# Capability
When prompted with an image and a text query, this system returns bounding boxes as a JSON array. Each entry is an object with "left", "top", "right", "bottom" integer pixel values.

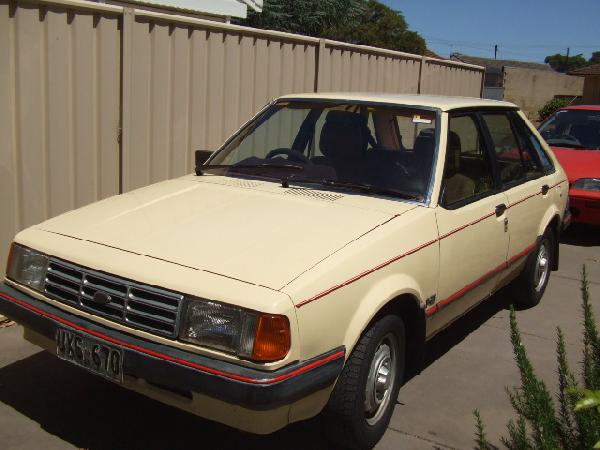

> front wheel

[
  {"left": 512, "top": 228, "right": 554, "bottom": 308},
  {"left": 323, "top": 315, "right": 405, "bottom": 450}
]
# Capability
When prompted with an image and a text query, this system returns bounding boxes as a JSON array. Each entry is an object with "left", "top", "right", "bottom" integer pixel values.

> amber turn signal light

[{"left": 252, "top": 314, "right": 291, "bottom": 362}]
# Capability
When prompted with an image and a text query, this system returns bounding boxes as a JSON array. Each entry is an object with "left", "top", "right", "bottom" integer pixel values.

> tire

[
  {"left": 512, "top": 228, "right": 555, "bottom": 308},
  {"left": 323, "top": 315, "right": 406, "bottom": 450}
]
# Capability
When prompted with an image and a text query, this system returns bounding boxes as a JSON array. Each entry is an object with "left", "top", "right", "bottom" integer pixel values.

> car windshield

[
  {"left": 539, "top": 109, "right": 600, "bottom": 150},
  {"left": 206, "top": 101, "right": 438, "bottom": 201}
]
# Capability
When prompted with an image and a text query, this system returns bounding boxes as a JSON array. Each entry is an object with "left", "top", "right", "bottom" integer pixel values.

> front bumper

[{"left": 0, "top": 283, "right": 344, "bottom": 411}]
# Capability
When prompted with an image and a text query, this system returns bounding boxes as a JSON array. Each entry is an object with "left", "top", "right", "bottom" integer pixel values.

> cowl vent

[
  {"left": 199, "top": 178, "right": 262, "bottom": 189},
  {"left": 284, "top": 188, "right": 343, "bottom": 202}
]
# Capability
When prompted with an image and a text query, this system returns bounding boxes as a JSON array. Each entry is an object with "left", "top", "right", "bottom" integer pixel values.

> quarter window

[
  {"left": 482, "top": 113, "right": 542, "bottom": 185},
  {"left": 441, "top": 115, "right": 495, "bottom": 208}
]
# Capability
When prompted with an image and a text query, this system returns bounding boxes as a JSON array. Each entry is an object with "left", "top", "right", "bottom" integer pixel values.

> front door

[{"left": 428, "top": 112, "right": 509, "bottom": 335}]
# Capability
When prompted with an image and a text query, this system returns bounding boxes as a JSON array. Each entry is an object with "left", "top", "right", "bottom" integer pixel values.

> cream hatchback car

[{"left": 1, "top": 93, "right": 569, "bottom": 449}]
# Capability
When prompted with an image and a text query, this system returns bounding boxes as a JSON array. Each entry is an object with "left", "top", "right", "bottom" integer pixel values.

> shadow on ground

[
  {"left": 561, "top": 223, "right": 600, "bottom": 247},
  {"left": 0, "top": 290, "right": 515, "bottom": 450}
]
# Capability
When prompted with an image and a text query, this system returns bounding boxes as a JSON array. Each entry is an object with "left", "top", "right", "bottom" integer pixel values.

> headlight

[
  {"left": 572, "top": 178, "right": 600, "bottom": 192},
  {"left": 6, "top": 243, "right": 49, "bottom": 292},
  {"left": 180, "top": 297, "right": 291, "bottom": 362}
]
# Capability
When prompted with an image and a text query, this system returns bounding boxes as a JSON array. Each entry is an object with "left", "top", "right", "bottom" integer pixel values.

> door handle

[
  {"left": 495, "top": 203, "right": 507, "bottom": 217},
  {"left": 541, "top": 184, "right": 550, "bottom": 195}
]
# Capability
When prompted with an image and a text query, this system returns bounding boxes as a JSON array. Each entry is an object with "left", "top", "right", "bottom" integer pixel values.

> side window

[
  {"left": 514, "top": 114, "right": 555, "bottom": 173},
  {"left": 441, "top": 115, "right": 495, "bottom": 208},
  {"left": 482, "top": 113, "right": 542, "bottom": 186}
]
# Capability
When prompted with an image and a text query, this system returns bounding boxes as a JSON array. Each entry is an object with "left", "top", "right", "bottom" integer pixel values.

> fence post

[
  {"left": 120, "top": 7, "right": 134, "bottom": 193},
  {"left": 480, "top": 68, "right": 486, "bottom": 98},
  {"left": 314, "top": 39, "right": 326, "bottom": 93},
  {"left": 418, "top": 55, "right": 426, "bottom": 94}
]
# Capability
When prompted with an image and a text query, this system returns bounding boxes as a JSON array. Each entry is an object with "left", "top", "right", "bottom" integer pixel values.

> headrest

[
  {"left": 445, "top": 131, "right": 462, "bottom": 176},
  {"left": 414, "top": 128, "right": 435, "bottom": 153},
  {"left": 319, "top": 110, "right": 368, "bottom": 160}
]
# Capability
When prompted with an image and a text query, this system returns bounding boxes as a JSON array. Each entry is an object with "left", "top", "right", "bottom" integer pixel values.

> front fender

[{"left": 343, "top": 272, "right": 424, "bottom": 356}]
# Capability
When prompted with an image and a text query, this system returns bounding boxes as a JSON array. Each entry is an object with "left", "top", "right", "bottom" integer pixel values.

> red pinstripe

[
  {"left": 0, "top": 292, "right": 345, "bottom": 384},
  {"left": 295, "top": 239, "right": 438, "bottom": 308},
  {"left": 425, "top": 242, "right": 537, "bottom": 316},
  {"left": 294, "top": 180, "right": 566, "bottom": 309}
]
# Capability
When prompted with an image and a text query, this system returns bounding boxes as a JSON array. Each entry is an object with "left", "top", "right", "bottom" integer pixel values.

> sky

[{"left": 382, "top": 0, "right": 600, "bottom": 63}]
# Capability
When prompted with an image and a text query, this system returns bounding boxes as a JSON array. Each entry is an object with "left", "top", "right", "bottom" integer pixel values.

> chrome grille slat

[
  {"left": 81, "top": 298, "right": 123, "bottom": 312},
  {"left": 46, "top": 267, "right": 82, "bottom": 284},
  {"left": 45, "top": 279, "right": 80, "bottom": 296},
  {"left": 128, "top": 291, "right": 178, "bottom": 312},
  {"left": 45, "top": 284, "right": 79, "bottom": 305},
  {"left": 44, "top": 258, "right": 183, "bottom": 338},
  {"left": 125, "top": 307, "right": 175, "bottom": 325},
  {"left": 82, "top": 281, "right": 126, "bottom": 299}
]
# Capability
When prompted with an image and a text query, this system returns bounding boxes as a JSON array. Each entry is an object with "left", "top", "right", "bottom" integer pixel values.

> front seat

[
  {"left": 316, "top": 110, "right": 369, "bottom": 181},
  {"left": 441, "top": 131, "right": 475, "bottom": 206}
]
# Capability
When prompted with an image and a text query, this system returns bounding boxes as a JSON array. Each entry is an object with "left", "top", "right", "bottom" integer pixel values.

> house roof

[
  {"left": 112, "top": 0, "right": 258, "bottom": 18},
  {"left": 450, "top": 52, "right": 554, "bottom": 72},
  {"left": 424, "top": 48, "right": 443, "bottom": 59},
  {"left": 569, "top": 63, "right": 600, "bottom": 76}
]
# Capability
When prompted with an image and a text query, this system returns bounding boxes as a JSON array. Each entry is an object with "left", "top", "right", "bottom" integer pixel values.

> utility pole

[
  {"left": 566, "top": 47, "right": 570, "bottom": 70},
  {"left": 494, "top": 44, "right": 498, "bottom": 60}
]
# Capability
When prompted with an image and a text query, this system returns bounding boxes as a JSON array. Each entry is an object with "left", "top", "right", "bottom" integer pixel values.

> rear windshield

[
  {"left": 539, "top": 109, "right": 600, "bottom": 150},
  {"left": 207, "top": 101, "right": 439, "bottom": 201}
]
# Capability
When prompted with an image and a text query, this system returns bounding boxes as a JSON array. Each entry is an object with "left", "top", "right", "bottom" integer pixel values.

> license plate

[{"left": 55, "top": 328, "right": 123, "bottom": 383}]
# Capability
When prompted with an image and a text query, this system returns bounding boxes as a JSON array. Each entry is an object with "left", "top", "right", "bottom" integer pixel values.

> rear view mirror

[{"left": 195, "top": 150, "right": 213, "bottom": 175}]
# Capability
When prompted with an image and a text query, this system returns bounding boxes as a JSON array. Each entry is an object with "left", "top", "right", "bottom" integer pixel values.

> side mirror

[{"left": 195, "top": 150, "right": 213, "bottom": 175}]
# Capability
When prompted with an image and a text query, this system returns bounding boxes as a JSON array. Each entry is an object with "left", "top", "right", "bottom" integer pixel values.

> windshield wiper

[
  {"left": 279, "top": 177, "right": 421, "bottom": 200},
  {"left": 198, "top": 163, "right": 304, "bottom": 176},
  {"left": 315, "top": 179, "right": 421, "bottom": 200}
]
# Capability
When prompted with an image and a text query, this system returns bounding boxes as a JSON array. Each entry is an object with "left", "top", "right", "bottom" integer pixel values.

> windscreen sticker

[{"left": 412, "top": 115, "right": 432, "bottom": 124}]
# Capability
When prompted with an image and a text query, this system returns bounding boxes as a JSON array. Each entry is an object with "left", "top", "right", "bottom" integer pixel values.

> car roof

[
  {"left": 561, "top": 105, "right": 600, "bottom": 111},
  {"left": 276, "top": 92, "right": 518, "bottom": 111}
]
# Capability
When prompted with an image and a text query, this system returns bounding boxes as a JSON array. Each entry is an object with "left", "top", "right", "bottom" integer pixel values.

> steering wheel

[
  {"left": 554, "top": 134, "right": 582, "bottom": 146},
  {"left": 266, "top": 148, "right": 312, "bottom": 164}
]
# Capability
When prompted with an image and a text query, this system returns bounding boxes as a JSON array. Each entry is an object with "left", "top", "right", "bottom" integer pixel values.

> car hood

[
  {"left": 36, "top": 176, "right": 416, "bottom": 290},
  {"left": 551, "top": 147, "right": 600, "bottom": 182}
]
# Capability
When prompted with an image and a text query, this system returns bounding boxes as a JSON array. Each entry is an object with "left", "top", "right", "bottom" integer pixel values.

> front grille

[{"left": 44, "top": 258, "right": 183, "bottom": 338}]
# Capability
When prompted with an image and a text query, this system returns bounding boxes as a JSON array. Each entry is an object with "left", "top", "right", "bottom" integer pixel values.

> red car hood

[{"left": 551, "top": 147, "right": 600, "bottom": 182}]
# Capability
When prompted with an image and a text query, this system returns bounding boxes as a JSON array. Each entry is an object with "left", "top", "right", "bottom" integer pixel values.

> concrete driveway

[{"left": 1, "top": 225, "right": 599, "bottom": 450}]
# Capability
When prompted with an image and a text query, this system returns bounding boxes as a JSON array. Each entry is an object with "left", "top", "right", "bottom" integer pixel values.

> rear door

[
  {"left": 479, "top": 111, "right": 547, "bottom": 284},
  {"left": 430, "top": 112, "right": 509, "bottom": 334}
]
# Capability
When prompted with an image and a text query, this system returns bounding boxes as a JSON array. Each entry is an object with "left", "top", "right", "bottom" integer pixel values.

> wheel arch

[
  {"left": 370, "top": 294, "right": 426, "bottom": 378},
  {"left": 344, "top": 286, "right": 426, "bottom": 380},
  {"left": 539, "top": 210, "right": 561, "bottom": 271}
]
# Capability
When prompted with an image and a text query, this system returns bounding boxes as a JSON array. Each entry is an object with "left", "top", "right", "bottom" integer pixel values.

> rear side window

[
  {"left": 482, "top": 113, "right": 542, "bottom": 186},
  {"left": 514, "top": 114, "right": 555, "bottom": 173},
  {"left": 441, "top": 114, "right": 495, "bottom": 208}
]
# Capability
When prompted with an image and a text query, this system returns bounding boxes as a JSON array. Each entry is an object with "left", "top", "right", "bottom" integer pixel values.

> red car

[{"left": 539, "top": 105, "right": 600, "bottom": 225}]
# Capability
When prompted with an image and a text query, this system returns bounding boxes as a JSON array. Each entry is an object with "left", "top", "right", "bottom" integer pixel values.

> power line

[{"left": 423, "top": 35, "right": 599, "bottom": 50}]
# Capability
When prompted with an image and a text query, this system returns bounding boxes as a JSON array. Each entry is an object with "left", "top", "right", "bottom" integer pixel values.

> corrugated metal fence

[{"left": 0, "top": 0, "right": 484, "bottom": 269}]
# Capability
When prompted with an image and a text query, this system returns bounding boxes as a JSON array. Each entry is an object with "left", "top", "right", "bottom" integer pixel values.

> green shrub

[
  {"left": 475, "top": 266, "right": 600, "bottom": 449},
  {"left": 538, "top": 98, "right": 570, "bottom": 122}
]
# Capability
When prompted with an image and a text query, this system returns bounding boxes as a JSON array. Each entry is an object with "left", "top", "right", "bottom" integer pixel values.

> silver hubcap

[
  {"left": 533, "top": 242, "right": 549, "bottom": 292},
  {"left": 364, "top": 333, "right": 398, "bottom": 425}
]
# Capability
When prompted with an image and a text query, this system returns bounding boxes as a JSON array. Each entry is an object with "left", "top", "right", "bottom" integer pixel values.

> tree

[
  {"left": 591, "top": 52, "right": 600, "bottom": 65},
  {"left": 328, "top": 0, "right": 425, "bottom": 54},
  {"left": 243, "top": 0, "right": 426, "bottom": 55},
  {"left": 545, "top": 53, "right": 589, "bottom": 73},
  {"left": 243, "top": 0, "right": 363, "bottom": 38}
]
